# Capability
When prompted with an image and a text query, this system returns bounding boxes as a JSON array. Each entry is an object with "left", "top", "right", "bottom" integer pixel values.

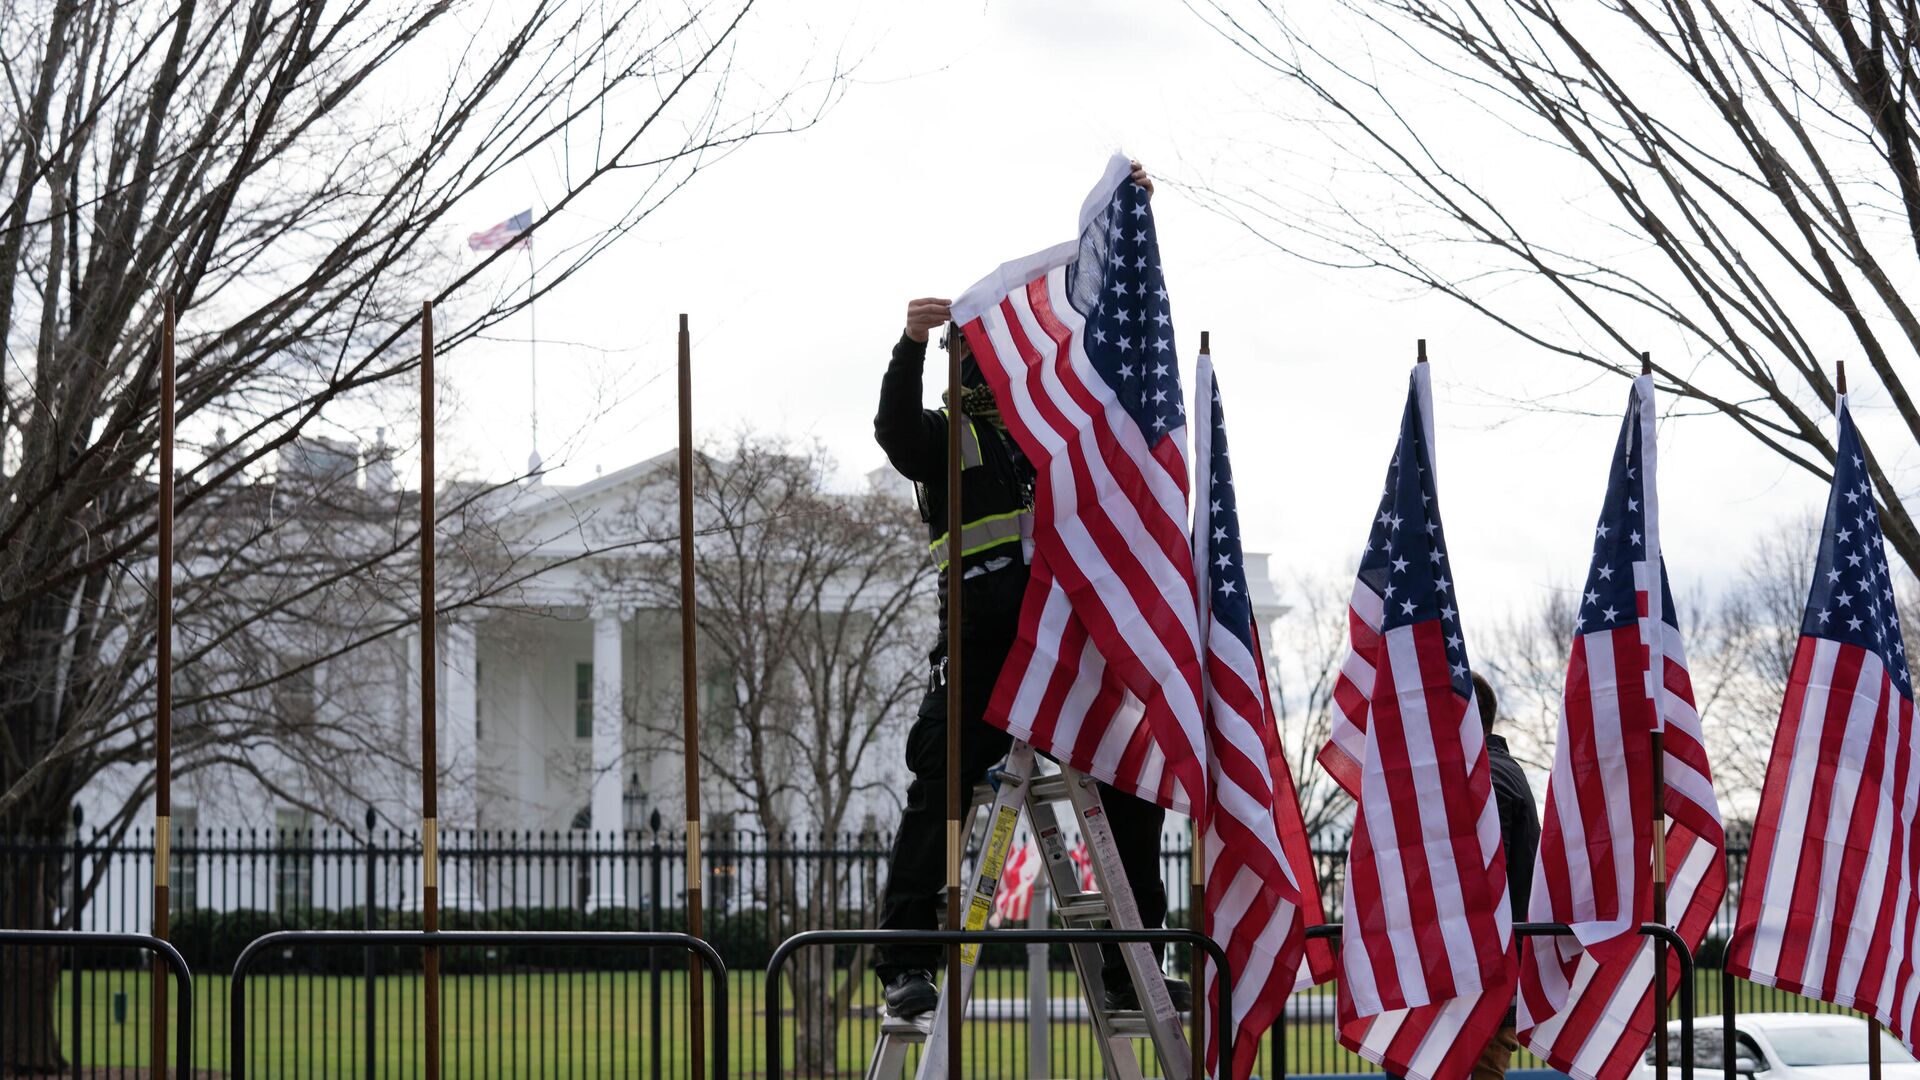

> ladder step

[
  {"left": 1056, "top": 897, "right": 1111, "bottom": 923},
  {"left": 879, "top": 1011, "right": 934, "bottom": 1037},
  {"left": 1107, "top": 1010, "right": 1154, "bottom": 1039},
  {"left": 1028, "top": 773, "right": 1072, "bottom": 802}
]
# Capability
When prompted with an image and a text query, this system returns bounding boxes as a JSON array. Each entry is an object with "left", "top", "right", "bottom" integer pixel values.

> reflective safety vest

[{"left": 923, "top": 409, "right": 1033, "bottom": 575}]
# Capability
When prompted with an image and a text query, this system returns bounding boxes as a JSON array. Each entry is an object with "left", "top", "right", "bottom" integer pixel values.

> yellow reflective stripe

[
  {"left": 938, "top": 408, "right": 985, "bottom": 469},
  {"left": 930, "top": 510, "right": 1029, "bottom": 569}
]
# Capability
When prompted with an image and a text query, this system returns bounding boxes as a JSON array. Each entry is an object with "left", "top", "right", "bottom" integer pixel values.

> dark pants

[{"left": 874, "top": 639, "right": 1169, "bottom": 983}]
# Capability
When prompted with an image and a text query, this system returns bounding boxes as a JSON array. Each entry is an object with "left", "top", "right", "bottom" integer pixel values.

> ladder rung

[
  {"left": 1056, "top": 897, "right": 1110, "bottom": 923},
  {"left": 879, "top": 1011, "right": 934, "bottom": 1037},
  {"left": 1106, "top": 1010, "right": 1153, "bottom": 1038},
  {"left": 1027, "top": 773, "right": 1072, "bottom": 802}
]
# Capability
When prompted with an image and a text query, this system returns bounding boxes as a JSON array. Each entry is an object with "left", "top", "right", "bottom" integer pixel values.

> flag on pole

[
  {"left": 1327, "top": 364, "right": 1516, "bottom": 1080},
  {"left": 991, "top": 840, "right": 1041, "bottom": 925},
  {"left": 1192, "top": 348, "right": 1336, "bottom": 1080},
  {"left": 1516, "top": 376, "right": 1727, "bottom": 1080},
  {"left": 1727, "top": 397, "right": 1918, "bottom": 1047},
  {"left": 953, "top": 154, "right": 1207, "bottom": 815},
  {"left": 468, "top": 209, "right": 533, "bottom": 251}
]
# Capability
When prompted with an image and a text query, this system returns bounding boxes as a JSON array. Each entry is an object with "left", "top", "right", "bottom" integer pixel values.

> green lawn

[{"left": 47, "top": 967, "right": 1870, "bottom": 1077}]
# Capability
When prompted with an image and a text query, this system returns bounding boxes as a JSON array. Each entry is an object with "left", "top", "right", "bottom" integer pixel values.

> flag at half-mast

[
  {"left": 468, "top": 209, "right": 533, "bottom": 252},
  {"left": 1517, "top": 375, "right": 1726, "bottom": 1080},
  {"left": 1728, "top": 394, "right": 1920, "bottom": 1050},
  {"left": 953, "top": 153, "right": 1207, "bottom": 815},
  {"left": 1192, "top": 348, "right": 1335, "bottom": 1080},
  {"left": 1327, "top": 364, "right": 1516, "bottom": 1080}
]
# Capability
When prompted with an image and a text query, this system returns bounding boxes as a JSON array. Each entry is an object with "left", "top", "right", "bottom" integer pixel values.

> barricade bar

[
  {"left": 763, "top": 927, "right": 1233, "bottom": 1080},
  {"left": 228, "top": 929, "right": 728, "bottom": 1080},
  {"left": 0, "top": 929, "right": 194, "bottom": 1076},
  {"left": 1295, "top": 921, "right": 1697, "bottom": 1080}
]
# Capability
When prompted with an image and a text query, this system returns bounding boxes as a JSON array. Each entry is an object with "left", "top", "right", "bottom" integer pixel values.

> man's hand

[
  {"left": 904, "top": 297, "right": 953, "bottom": 343},
  {"left": 1130, "top": 159, "right": 1154, "bottom": 198}
]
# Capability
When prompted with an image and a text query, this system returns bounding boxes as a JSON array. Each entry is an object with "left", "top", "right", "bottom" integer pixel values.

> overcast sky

[{"left": 429, "top": 0, "right": 1848, "bottom": 622}]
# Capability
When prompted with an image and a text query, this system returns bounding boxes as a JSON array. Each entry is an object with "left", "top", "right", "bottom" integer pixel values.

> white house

[{"left": 78, "top": 435, "right": 1288, "bottom": 916}]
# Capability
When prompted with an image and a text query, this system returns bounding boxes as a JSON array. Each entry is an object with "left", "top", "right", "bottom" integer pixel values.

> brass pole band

[
  {"left": 1191, "top": 830, "right": 1204, "bottom": 887},
  {"left": 155, "top": 816, "right": 170, "bottom": 879},
  {"left": 423, "top": 817, "right": 439, "bottom": 889},
  {"left": 947, "top": 820, "right": 961, "bottom": 886},
  {"left": 687, "top": 819, "right": 701, "bottom": 869}
]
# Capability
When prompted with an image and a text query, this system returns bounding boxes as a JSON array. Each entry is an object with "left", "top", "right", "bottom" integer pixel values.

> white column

[
  {"left": 442, "top": 621, "right": 479, "bottom": 908},
  {"left": 589, "top": 609, "right": 628, "bottom": 909}
]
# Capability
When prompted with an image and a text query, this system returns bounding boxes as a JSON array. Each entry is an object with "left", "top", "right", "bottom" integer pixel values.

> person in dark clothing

[
  {"left": 871, "top": 185, "right": 1185, "bottom": 1017},
  {"left": 1472, "top": 671, "right": 1541, "bottom": 1080}
]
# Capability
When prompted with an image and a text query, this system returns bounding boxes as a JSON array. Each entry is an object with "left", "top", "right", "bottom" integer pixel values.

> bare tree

[
  {"left": 601, "top": 434, "right": 931, "bottom": 1075},
  {"left": 1187, "top": 0, "right": 1920, "bottom": 574},
  {"left": 1268, "top": 569, "right": 1362, "bottom": 844},
  {"left": 0, "top": 0, "right": 844, "bottom": 1064}
]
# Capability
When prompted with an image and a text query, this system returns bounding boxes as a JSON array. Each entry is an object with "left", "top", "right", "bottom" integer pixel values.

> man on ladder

[{"left": 870, "top": 160, "right": 1188, "bottom": 1021}]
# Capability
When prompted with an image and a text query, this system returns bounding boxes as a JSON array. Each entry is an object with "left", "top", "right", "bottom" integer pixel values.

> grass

[{"left": 41, "top": 967, "right": 1872, "bottom": 1077}]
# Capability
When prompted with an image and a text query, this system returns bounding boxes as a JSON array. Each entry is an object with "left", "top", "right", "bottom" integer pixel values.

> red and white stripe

[
  {"left": 1330, "top": 365, "right": 1516, "bottom": 1080},
  {"left": 1729, "top": 639, "right": 1920, "bottom": 1026},
  {"left": 1519, "top": 605, "right": 1727, "bottom": 1078},
  {"left": 954, "top": 160, "right": 1206, "bottom": 817},
  {"left": 1192, "top": 351, "right": 1335, "bottom": 1080},
  {"left": 1518, "top": 375, "right": 1728, "bottom": 1080}
]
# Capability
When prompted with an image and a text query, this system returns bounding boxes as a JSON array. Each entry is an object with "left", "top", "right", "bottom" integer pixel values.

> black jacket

[
  {"left": 874, "top": 333, "right": 1031, "bottom": 647},
  {"left": 1486, "top": 733, "right": 1539, "bottom": 920}
]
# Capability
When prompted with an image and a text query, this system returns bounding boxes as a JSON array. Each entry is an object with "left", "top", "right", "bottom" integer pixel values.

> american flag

[
  {"left": 1327, "top": 364, "right": 1516, "bottom": 1080},
  {"left": 991, "top": 840, "right": 1040, "bottom": 925},
  {"left": 1517, "top": 376, "right": 1726, "bottom": 1080},
  {"left": 467, "top": 209, "right": 533, "bottom": 252},
  {"left": 955, "top": 154, "right": 1207, "bottom": 815},
  {"left": 1192, "top": 350, "right": 1335, "bottom": 1080},
  {"left": 1069, "top": 838, "right": 1098, "bottom": 893},
  {"left": 1728, "top": 396, "right": 1919, "bottom": 1048}
]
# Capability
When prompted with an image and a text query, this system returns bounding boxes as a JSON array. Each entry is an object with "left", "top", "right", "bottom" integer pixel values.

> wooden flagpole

[
  {"left": 152, "top": 297, "right": 175, "bottom": 1078},
  {"left": 420, "top": 301, "right": 441, "bottom": 1080},
  {"left": 1192, "top": 330, "right": 1211, "bottom": 1080},
  {"left": 678, "top": 314, "right": 707, "bottom": 1080},
  {"left": 946, "top": 324, "right": 966, "bottom": 1077},
  {"left": 1644, "top": 352, "right": 1670, "bottom": 1080},
  {"left": 1836, "top": 359, "right": 1883, "bottom": 1080}
]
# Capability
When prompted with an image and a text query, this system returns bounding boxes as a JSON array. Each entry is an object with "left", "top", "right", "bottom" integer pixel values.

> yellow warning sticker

[
  {"left": 982, "top": 806, "right": 1018, "bottom": 879},
  {"left": 961, "top": 894, "right": 994, "bottom": 965}
]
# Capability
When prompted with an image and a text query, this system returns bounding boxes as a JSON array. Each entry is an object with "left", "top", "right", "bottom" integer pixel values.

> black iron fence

[{"left": 0, "top": 818, "right": 1872, "bottom": 1077}]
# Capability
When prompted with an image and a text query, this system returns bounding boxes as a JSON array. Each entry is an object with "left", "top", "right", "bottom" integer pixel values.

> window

[
  {"left": 169, "top": 806, "right": 198, "bottom": 910},
  {"left": 575, "top": 662, "right": 594, "bottom": 739},
  {"left": 474, "top": 657, "right": 484, "bottom": 742},
  {"left": 274, "top": 808, "right": 313, "bottom": 914}
]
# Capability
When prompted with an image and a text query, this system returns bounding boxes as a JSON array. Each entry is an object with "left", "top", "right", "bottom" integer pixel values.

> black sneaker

[
  {"left": 884, "top": 969, "right": 939, "bottom": 1018},
  {"left": 1102, "top": 974, "right": 1193, "bottom": 1013}
]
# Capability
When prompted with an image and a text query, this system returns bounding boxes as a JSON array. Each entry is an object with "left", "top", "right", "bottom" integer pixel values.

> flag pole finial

[
  {"left": 1838, "top": 360, "right": 1848, "bottom": 396},
  {"left": 1200, "top": 330, "right": 1210, "bottom": 354},
  {"left": 1640, "top": 351, "right": 1652, "bottom": 376},
  {"left": 1416, "top": 338, "right": 1428, "bottom": 364}
]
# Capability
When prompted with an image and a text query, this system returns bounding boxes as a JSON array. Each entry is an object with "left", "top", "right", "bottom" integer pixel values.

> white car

[{"left": 1632, "top": 1013, "right": 1919, "bottom": 1079}]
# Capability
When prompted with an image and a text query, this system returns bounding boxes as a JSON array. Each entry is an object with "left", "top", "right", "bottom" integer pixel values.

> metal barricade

[
  {"left": 0, "top": 929, "right": 195, "bottom": 1077},
  {"left": 228, "top": 929, "right": 728, "bottom": 1080},
  {"left": 763, "top": 927, "right": 1233, "bottom": 1080},
  {"left": 1289, "top": 921, "right": 1697, "bottom": 1080}
]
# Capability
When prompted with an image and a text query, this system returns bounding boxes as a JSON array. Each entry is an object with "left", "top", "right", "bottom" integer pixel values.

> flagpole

[
  {"left": 945, "top": 324, "right": 965, "bottom": 1078},
  {"left": 527, "top": 245, "right": 539, "bottom": 475},
  {"left": 152, "top": 297, "right": 175, "bottom": 1079},
  {"left": 420, "top": 301, "right": 441, "bottom": 1080},
  {"left": 678, "top": 313, "right": 707, "bottom": 1080},
  {"left": 1642, "top": 352, "right": 1670, "bottom": 1080},
  {"left": 1192, "top": 330, "right": 1212, "bottom": 1080},
  {"left": 1837, "top": 359, "right": 1882, "bottom": 1080}
]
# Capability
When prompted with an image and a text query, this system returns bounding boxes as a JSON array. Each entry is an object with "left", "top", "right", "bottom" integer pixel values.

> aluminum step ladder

[{"left": 866, "top": 742, "right": 1191, "bottom": 1080}]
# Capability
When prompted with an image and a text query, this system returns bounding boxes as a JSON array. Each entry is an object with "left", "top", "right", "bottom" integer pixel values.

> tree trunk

[{"left": 0, "top": 852, "right": 66, "bottom": 1072}]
